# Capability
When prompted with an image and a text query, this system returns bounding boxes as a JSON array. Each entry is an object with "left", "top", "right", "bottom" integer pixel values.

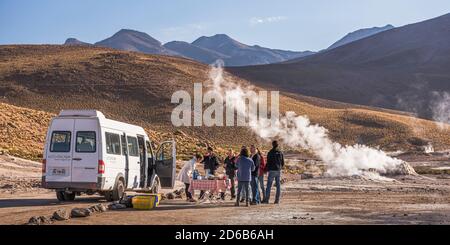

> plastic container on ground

[{"left": 131, "top": 194, "right": 161, "bottom": 210}]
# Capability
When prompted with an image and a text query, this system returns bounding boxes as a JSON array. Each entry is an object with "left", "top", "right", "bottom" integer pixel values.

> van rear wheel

[
  {"left": 104, "top": 191, "right": 113, "bottom": 202},
  {"left": 112, "top": 179, "right": 125, "bottom": 201},
  {"left": 56, "top": 191, "right": 66, "bottom": 201},
  {"left": 63, "top": 192, "right": 76, "bottom": 201}
]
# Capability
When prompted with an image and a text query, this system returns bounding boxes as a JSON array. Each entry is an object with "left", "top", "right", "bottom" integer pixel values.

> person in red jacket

[{"left": 257, "top": 148, "right": 267, "bottom": 202}]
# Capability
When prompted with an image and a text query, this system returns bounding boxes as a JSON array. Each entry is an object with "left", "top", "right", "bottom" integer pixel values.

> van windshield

[
  {"left": 76, "top": 131, "right": 96, "bottom": 153},
  {"left": 50, "top": 131, "right": 71, "bottom": 152}
]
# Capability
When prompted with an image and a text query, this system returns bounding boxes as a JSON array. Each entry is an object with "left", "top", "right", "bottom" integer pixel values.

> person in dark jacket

[
  {"left": 263, "top": 140, "right": 285, "bottom": 204},
  {"left": 235, "top": 147, "right": 255, "bottom": 207},
  {"left": 224, "top": 149, "right": 237, "bottom": 199},
  {"left": 202, "top": 147, "right": 220, "bottom": 176},
  {"left": 250, "top": 145, "right": 261, "bottom": 205}
]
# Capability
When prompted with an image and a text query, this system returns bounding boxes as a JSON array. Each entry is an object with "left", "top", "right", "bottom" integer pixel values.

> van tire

[
  {"left": 63, "top": 192, "right": 76, "bottom": 201},
  {"left": 112, "top": 179, "right": 125, "bottom": 201},
  {"left": 104, "top": 191, "right": 113, "bottom": 202},
  {"left": 56, "top": 191, "right": 66, "bottom": 201}
]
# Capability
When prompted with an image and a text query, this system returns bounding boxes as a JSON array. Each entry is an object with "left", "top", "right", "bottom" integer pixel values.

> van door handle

[{"left": 73, "top": 158, "right": 82, "bottom": 161}]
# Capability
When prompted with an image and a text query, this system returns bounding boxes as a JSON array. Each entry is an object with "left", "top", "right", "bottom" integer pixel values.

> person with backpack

[
  {"left": 263, "top": 140, "right": 285, "bottom": 204},
  {"left": 235, "top": 147, "right": 255, "bottom": 207}
]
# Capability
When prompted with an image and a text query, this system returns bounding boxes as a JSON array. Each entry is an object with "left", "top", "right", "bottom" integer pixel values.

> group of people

[{"left": 178, "top": 140, "right": 285, "bottom": 207}]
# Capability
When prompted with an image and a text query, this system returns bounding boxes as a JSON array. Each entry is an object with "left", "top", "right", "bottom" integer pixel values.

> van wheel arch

[
  {"left": 112, "top": 174, "right": 126, "bottom": 201},
  {"left": 104, "top": 173, "right": 126, "bottom": 202}
]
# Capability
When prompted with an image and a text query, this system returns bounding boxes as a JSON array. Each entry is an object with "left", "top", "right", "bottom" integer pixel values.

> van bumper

[{"left": 42, "top": 176, "right": 105, "bottom": 191}]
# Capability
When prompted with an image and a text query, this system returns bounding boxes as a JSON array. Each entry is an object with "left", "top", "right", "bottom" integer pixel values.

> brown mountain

[
  {"left": 228, "top": 13, "right": 450, "bottom": 118},
  {"left": 95, "top": 29, "right": 179, "bottom": 56},
  {"left": 0, "top": 45, "right": 449, "bottom": 161},
  {"left": 64, "top": 38, "right": 91, "bottom": 46}
]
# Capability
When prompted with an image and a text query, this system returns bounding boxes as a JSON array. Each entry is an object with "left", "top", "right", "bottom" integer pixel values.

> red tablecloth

[{"left": 189, "top": 179, "right": 230, "bottom": 194}]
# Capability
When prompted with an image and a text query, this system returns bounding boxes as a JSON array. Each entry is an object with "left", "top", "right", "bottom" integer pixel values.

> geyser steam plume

[{"left": 208, "top": 60, "right": 405, "bottom": 176}]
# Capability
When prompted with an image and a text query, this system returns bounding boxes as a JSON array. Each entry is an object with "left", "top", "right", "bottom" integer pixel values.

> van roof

[
  {"left": 57, "top": 110, "right": 147, "bottom": 135},
  {"left": 59, "top": 110, "right": 105, "bottom": 118}
]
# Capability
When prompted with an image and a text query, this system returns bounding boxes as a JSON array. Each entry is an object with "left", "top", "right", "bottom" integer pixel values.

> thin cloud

[
  {"left": 250, "top": 16, "right": 288, "bottom": 26},
  {"left": 160, "top": 23, "right": 208, "bottom": 42}
]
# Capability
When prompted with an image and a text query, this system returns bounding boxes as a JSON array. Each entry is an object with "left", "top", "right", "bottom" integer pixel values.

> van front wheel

[{"left": 112, "top": 179, "right": 125, "bottom": 201}]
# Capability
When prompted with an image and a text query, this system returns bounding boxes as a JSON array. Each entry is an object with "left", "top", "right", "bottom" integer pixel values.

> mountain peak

[
  {"left": 328, "top": 24, "right": 395, "bottom": 50},
  {"left": 64, "top": 38, "right": 90, "bottom": 46},
  {"left": 94, "top": 29, "right": 177, "bottom": 55}
]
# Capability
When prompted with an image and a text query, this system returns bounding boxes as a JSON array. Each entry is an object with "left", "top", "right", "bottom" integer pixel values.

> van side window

[
  {"left": 50, "top": 131, "right": 71, "bottom": 152},
  {"left": 76, "top": 132, "right": 96, "bottom": 153},
  {"left": 105, "top": 132, "right": 121, "bottom": 155},
  {"left": 127, "top": 136, "right": 139, "bottom": 157}
]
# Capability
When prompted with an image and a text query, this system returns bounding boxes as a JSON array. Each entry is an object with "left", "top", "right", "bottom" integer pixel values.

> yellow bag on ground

[{"left": 132, "top": 194, "right": 161, "bottom": 210}]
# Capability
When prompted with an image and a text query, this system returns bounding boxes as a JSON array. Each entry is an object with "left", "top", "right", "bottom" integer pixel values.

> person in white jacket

[{"left": 177, "top": 153, "right": 202, "bottom": 202}]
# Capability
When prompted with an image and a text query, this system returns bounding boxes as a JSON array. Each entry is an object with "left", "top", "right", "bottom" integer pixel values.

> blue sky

[{"left": 1, "top": 0, "right": 450, "bottom": 51}]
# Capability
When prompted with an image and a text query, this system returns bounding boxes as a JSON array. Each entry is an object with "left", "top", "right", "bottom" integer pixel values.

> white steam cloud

[
  {"left": 431, "top": 91, "right": 450, "bottom": 130},
  {"left": 208, "top": 60, "right": 405, "bottom": 176}
]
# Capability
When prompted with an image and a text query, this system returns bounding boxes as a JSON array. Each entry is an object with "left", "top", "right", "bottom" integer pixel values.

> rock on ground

[
  {"left": 27, "top": 216, "right": 52, "bottom": 225},
  {"left": 386, "top": 161, "right": 418, "bottom": 176},
  {"left": 71, "top": 208, "right": 92, "bottom": 218},
  {"left": 52, "top": 209, "right": 70, "bottom": 221},
  {"left": 166, "top": 192, "right": 175, "bottom": 200},
  {"left": 89, "top": 204, "right": 107, "bottom": 213},
  {"left": 108, "top": 203, "right": 127, "bottom": 210}
]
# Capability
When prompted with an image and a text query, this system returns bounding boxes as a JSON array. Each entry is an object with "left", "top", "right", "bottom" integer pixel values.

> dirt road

[
  {"left": 1, "top": 174, "right": 449, "bottom": 225},
  {"left": 1, "top": 153, "right": 449, "bottom": 225}
]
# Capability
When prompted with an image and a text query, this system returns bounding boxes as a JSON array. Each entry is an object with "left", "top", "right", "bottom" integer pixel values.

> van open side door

[{"left": 155, "top": 140, "right": 176, "bottom": 189}]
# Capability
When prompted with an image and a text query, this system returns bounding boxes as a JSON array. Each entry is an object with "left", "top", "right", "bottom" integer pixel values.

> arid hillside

[{"left": 0, "top": 45, "right": 449, "bottom": 161}]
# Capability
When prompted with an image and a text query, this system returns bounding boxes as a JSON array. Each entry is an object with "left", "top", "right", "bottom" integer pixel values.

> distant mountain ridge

[
  {"left": 63, "top": 25, "right": 396, "bottom": 66},
  {"left": 190, "top": 34, "right": 314, "bottom": 66},
  {"left": 64, "top": 30, "right": 314, "bottom": 66},
  {"left": 328, "top": 24, "right": 394, "bottom": 50},
  {"left": 228, "top": 13, "right": 450, "bottom": 118},
  {"left": 163, "top": 40, "right": 228, "bottom": 65}
]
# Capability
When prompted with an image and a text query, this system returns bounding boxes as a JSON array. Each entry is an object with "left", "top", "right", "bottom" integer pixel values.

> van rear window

[
  {"left": 76, "top": 132, "right": 96, "bottom": 153},
  {"left": 105, "top": 132, "right": 121, "bottom": 155},
  {"left": 50, "top": 131, "right": 71, "bottom": 152}
]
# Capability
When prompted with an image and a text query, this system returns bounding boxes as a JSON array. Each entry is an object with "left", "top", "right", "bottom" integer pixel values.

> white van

[{"left": 42, "top": 110, "right": 176, "bottom": 201}]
